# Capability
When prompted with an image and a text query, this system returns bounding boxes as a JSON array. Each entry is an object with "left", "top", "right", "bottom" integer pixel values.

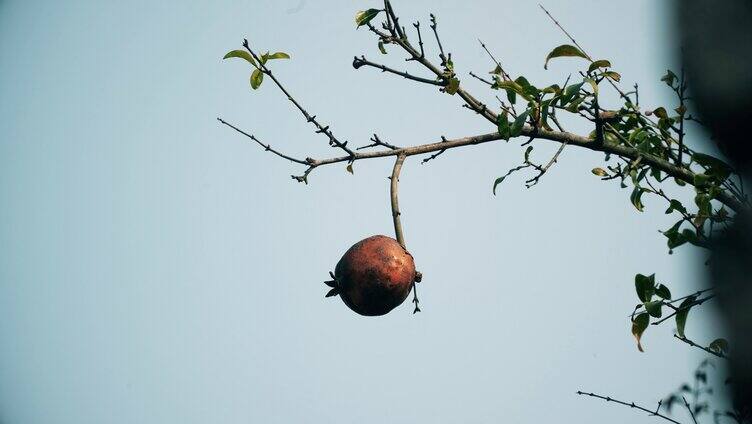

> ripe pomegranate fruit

[{"left": 324, "top": 235, "right": 418, "bottom": 316}]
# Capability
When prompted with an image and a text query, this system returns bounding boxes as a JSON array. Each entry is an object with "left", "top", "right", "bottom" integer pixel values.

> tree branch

[
  {"left": 682, "top": 396, "right": 699, "bottom": 424},
  {"left": 674, "top": 335, "right": 728, "bottom": 360},
  {"left": 242, "top": 39, "right": 355, "bottom": 158},
  {"left": 577, "top": 391, "right": 683, "bottom": 424},
  {"left": 217, "top": 118, "right": 310, "bottom": 165},
  {"left": 219, "top": 114, "right": 744, "bottom": 212},
  {"left": 352, "top": 55, "right": 444, "bottom": 86}
]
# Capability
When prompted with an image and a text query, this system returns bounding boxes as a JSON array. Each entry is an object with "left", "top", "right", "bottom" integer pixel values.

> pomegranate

[{"left": 324, "top": 235, "right": 418, "bottom": 316}]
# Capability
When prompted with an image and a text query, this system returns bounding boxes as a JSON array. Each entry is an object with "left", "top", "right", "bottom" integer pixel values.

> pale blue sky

[{"left": 0, "top": 1, "right": 728, "bottom": 423}]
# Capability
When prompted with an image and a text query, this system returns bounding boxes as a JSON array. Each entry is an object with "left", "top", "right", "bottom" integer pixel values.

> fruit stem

[
  {"left": 390, "top": 153, "right": 422, "bottom": 313},
  {"left": 390, "top": 153, "right": 407, "bottom": 249}
]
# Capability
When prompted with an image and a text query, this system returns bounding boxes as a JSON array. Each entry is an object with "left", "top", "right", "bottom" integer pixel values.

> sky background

[{"left": 0, "top": 1, "right": 732, "bottom": 423}]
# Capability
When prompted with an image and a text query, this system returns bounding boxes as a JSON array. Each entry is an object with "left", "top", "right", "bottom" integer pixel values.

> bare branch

[
  {"left": 525, "top": 141, "right": 568, "bottom": 187},
  {"left": 478, "top": 38, "right": 512, "bottom": 81},
  {"left": 352, "top": 55, "right": 444, "bottom": 86},
  {"left": 538, "top": 4, "right": 593, "bottom": 61},
  {"left": 410, "top": 21, "right": 425, "bottom": 60},
  {"left": 682, "top": 396, "right": 699, "bottom": 424},
  {"left": 217, "top": 117, "right": 309, "bottom": 165},
  {"left": 241, "top": 39, "right": 355, "bottom": 157},
  {"left": 421, "top": 136, "right": 448, "bottom": 164},
  {"left": 468, "top": 71, "right": 493, "bottom": 86},
  {"left": 358, "top": 134, "right": 400, "bottom": 151},
  {"left": 577, "top": 391, "right": 683, "bottom": 424},
  {"left": 429, "top": 13, "right": 447, "bottom": 65},
  {"left": 384, "top": 0, "right": 406, "bottom": 39}
]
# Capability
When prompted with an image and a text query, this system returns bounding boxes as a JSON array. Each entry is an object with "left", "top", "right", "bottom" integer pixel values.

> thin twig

[
  {"left": 674, "top": 335, "right": 728, "bottom": 360},
  {"left": 421, "top": 136, "right": 448, "bottom": 164},
  {"left": 577, "top": 391, "right": 683, "bottom": 424},
  {"left": 538, "top": 5, "right": 635, "bottom": 105},
  {"left": 217, "top": 118, "right": 309, "bottom": 165},
  {"left": 242, "top": 39, "right": 355, "bottom": 158},
  {"left": 629, "top": 288, "right": 714, "bottom": 317},
  {"left": 468, "top": 71, "right": 493, "bottom": 86},
  {"left": 411, "top": 21, "right": 425, "bottom": 60},
  {"left": 682, "top": 396, "right": 699, "bottom": 424},
  {"left": 651, "top": 295, "right": 715, "bottom": 326},
  {"left": 478, "top": 38, "right": 512, "bottom": 81},
  {"left": 384, "top": 0, "right": 406, "bottom": 39},
  {"left": 525, "top": 141, "right": 568, "bottom": 187},
  {"left": 538, "top": 5, "right": 592, "bottom": 61},
  {"left": 429, "top": 13, "right": 447, "bottom": 65},
  {"left": 358, "top": 133, "right": 400, "bottom": 150},
  {"left": 353, "top": 55, "right": 444, "bottom": 86}
]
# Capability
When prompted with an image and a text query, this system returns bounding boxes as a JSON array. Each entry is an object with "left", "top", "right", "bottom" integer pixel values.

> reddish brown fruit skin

[{"left": 335, "top": 235, "right": 416, "bottom": 316}]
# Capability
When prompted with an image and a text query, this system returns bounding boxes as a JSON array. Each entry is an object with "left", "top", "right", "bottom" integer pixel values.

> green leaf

[
  {"left": 635, "top": 273, "right": 656, "bottom": 302},
  {"left": 665, "top": 199, "right": 687, "bottom": 215},
  {"left": 694, "top": 173, "right": 712, "bottom": 188},
  {"left": 651, "top": 107, "right": 669, "bottom": 120},
  {"left": 540, "top": 100, "right": 552, "bottom": 130},
  {"left": 542, "top": 84, "right": 561, "bottom": 94},
  {"left": 223, "top": 49, "right": 257, "bottom": 67},
  {"left": 630, "top": 186, "right": 645, "bottom": 212},
  {"left": 592, "top": 167, "right": 608, "bottom": 177},
  {"left": 506, "top": 87, "right": 517, "bottom": 104},
  {"left": 676, "top": 296, "right": 697, "bottom": 338},
  {"left": 656, "top": 284, "right": 672, "bottom": 300},
  {"left": 560, "top": 82, "right": 584, "bottom": 105},
  {"left": 515, "top": 76, "right": 540, "bottom": 98},
  {"left": 693, "top": 153, "right": 734, "bottom": 180},
  {"left": 250, "top": 68, "right": 264, "bottom": 89},
  {"left": 524, "top": 145, "right": 534, "bottom": 162},
  {"left": 445, "top": 77, "right": 460, "bottom": 95},
  {"left": 497, "top": 111, "right": 510, "bottom": 140},
  {"left": 378, "top": 41, "right": 387, "bottom": 54},
  {"left": 584, "top": 77, "right": 599, "bottom": 96},
  {"left": 265, "top": 51, "right": 290, "bottom": 60},
  {"left": 664, "top": 220, "right": 688, "bottom": 250},
  {"left": 510, "top": 110, "right": 529, "bottom": 138},
  {"left": 492, "top": 175, "right": 506, "bottom": 195},
  {"left": 708, "top": 338, "right": 729, "bottom": 355},
  {"left": 544, "top": 44, "right": 589, "bottom": 69},
  {"left": 603, "top": 71, "right": 621, "bottom": 82},
  {"left": 494, "top": 80, "right": 529, "bottom": 101},
  {"left": 632, "top": 313, "right": 650, "bottom": 352},
  {"left": 661, "top": 69, "right": 677, "bottom": 86},
  {"left": 645, "top": 300, "right": 663, "bottom": 318},
  {"left": 346, "top": 163, "right": 354, "bottom": 174},
  {"left": 695, "top": 193, "right": 712, "bottom": 217},
  {"left": 565, "top": 97, "right": 585, "bottom": 113},
  {"left": 355, "top": 8, "right": 381, "bottom": 27},
  {"left": 588, "top": 59, "right": 611, "bottom": 73}
]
